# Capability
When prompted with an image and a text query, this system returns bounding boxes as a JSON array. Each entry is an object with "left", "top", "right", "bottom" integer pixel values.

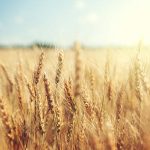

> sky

[{"left": 0, "top": 0, "right": 150, "bottom": 47}]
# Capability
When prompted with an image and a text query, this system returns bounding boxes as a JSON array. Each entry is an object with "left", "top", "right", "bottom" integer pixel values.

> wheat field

[{"left": 0, "top": 46, "right": 150, "bottom": 150}]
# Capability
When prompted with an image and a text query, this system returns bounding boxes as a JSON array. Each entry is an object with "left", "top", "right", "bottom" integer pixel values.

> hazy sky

[{"left": 0, "top": 0, "right": 150, "bottom": 46}]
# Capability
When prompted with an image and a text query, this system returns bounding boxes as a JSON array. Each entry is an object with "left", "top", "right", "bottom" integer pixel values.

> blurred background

[{"left": 0, "top": 0, "right": 150, "bottom": 48}]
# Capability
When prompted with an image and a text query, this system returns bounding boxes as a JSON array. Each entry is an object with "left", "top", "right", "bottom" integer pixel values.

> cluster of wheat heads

[{"left": 0, "top": 48, "right": 150, "bottom": 150}]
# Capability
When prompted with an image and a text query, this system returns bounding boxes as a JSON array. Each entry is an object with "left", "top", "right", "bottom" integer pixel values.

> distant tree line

[
  {"left": 0, "top": 42, "right": 56, "bottom": 49},
  {"left": 31, "top": 42, "right": 56, "bottom": 49}
]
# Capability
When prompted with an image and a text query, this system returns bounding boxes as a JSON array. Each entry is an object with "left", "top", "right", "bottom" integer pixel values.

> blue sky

[{"left": 0, "top": 0, "right": 150, "bottom": 46}]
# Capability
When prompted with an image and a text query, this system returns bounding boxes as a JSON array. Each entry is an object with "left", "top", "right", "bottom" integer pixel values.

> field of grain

[{"left": 0, "top": 47, "right": 150, "bottom": 150}]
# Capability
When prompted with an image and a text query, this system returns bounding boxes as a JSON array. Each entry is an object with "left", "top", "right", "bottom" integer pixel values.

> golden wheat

[{"left": 0, "top": 47, "right": 149, "bottom": 150}]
